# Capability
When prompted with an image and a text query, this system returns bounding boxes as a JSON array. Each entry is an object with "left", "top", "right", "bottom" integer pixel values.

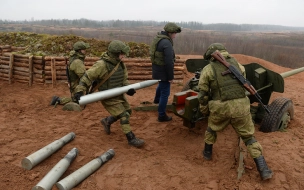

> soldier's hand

[
  {"left": 74, "top": 91, "right": 84, "bottom": 103},
  {"left": 126, "top": 88, "right": 136, "bottom": 96}
]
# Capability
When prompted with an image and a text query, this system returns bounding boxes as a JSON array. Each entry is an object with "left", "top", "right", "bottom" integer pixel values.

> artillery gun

[{"left": 172, "top": 59, "right": 304, "bottom": 132}]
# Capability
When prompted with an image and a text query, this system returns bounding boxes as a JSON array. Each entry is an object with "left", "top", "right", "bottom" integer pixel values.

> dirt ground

[{"left": 0, "top": 54, "right": 304, "bottom": 190}]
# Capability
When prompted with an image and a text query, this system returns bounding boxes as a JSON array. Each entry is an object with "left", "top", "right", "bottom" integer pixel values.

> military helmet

[
  {"left": 108, "top": 40, "right": 130, "bottom": 56},
  {"left": 203, "top": 43, "right": 227, "bottom": 60},
  {"left": 73, "top": 41, "right": 90, "bottom": 51},
  {"left": 164, "top": 22, "right": 182, "bottom": 33}
]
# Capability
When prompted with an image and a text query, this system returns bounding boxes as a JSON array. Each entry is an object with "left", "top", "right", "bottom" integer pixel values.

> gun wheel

[{"left": 259, "top": 97, "right": 294, "bottom": 133}]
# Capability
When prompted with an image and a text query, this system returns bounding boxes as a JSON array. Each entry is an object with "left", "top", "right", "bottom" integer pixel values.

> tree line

[{"left": 1, "top": 19, "right": 304, "bottom": 32}]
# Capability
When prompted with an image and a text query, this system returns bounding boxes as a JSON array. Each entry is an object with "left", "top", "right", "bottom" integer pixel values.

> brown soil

[{"left": 0, "top": 54, "right": 304, "bottom": 190}]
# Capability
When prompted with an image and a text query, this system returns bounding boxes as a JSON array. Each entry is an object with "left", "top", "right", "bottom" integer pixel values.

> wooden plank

[
  {"left": 45, "top": 75, "right": 67, "bottom": 80},
  {"left": 14, "top": 75, "right": 29, "bottom": 80},
  {"left": 14, "top": 54, "right": 30, "bottom": 58},
  {"left": 0, "top": 60, "right": 10, "bottom": 65},
  {"left": 13, "top": 66, "right": 29, "bottom": 72},
  {"left": 33, "top": 67, "right": 44, "bottom": 74},
  {"left": 33, "top": 73, "right": 44, "bottom": 79},
  {"left": 0, "top": 76, "right": 9, "bottom": 81},
  {"left": 14, "top": 79, "right": 29, "bottom": 83},
  {"left": 9, "top": 54, "right": 13, "bottom": 84},
  {"left": 33, "top": 78, "right": 45, "bottom": 83},
  {"left": 33, "top": 59, "right": 43, "bottom": 64},
  {"left": 0, "top": 68, "right": 9, "bottom": 73},
  {"left": 45, "top": 56, "right": 66, "bottom": 61},
  {"left": 0, "top": 56, "right": 10, "bottom": 61},
  {"left": 56, "top": 70, "right": 67, "bottom": 76},
  {"left": 0, "top": 65, "right": 10, "bottom": 69},
  {"left": 0, "top": 73, "right": 9, "bottom": 78},
  {"left": 33, "top": 64, "right": 44, "bottom": 70},
  {"left": 29, "top": 55, "right": 33, "bottom": 86},
  {"left": 14, "top": 57, "right": 29, "bottom": 63},
  {"left": 13, "top": 70, "right": 29, "bottom": 76},
  {"left": 51, "top": 58, "right": 56, "bottom": 87},
  {"left": 13, "top": 62, "right": 29, "bottom": 67},
  {"left": 45, "top": 65, "right": 66, "bottom": 70}
]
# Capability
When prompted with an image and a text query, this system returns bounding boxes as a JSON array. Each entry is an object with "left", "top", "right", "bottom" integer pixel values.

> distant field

[{"left": 1, "top": 24, "right": 304, "bottom": 68}]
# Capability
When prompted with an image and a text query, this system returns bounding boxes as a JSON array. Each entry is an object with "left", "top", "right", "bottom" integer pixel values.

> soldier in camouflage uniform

[
  {"left": 150, "top": 22, "right": 181, "bottom": 122},
  {"left": 198, "top": 43, "right": 273, "bottom": 180},
  {"left": 50, "top": 41, "right": 90, "bottom": 107},
  {"left": 74, "top": 40, "right": 144, "bottom": 148}
]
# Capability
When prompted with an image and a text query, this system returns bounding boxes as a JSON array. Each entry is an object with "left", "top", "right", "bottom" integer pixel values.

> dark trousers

[{"left": 153, "top": 81, "right": 171, "bottom": 117}]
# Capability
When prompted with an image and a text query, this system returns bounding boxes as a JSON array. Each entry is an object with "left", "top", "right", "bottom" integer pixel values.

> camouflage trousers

[
  {"left": 102, "top": 96, "right": 132, "bottom": 134},
  {"left": 59, "top": 97, "right": 73, "bottom": 105},
  {"left": 204, "top": 112, "right": 263, "bottom": 158}
]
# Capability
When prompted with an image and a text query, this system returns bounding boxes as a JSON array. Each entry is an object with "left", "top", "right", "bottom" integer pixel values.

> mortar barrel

[
  {"left": 32, "top": 148, "right": 79, "bottom": 190},
  {"left": 56, "top": 149, "right": 115, "bottom": 190},
  {"left": 21, "top": 132, "right": 76, "bottom": 170},
  {"left": 280, "top": 67, "right": 304, "bottom": 78}
]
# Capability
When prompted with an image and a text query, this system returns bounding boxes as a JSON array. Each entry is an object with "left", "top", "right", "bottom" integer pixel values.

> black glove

[
  {"left": 74, "top": 91, "right": 84, "bottom": 103},
  {"left": 126, "top": 88, "right": 136, "bottom": 96}
]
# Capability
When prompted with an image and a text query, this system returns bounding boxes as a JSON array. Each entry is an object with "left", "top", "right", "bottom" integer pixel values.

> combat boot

[
  {"left": 254, "top": 155, "right": 273, "bottom": 180},
  {"left": 50, "top": 96, "right": 60, "bottom": 106},
  {"left": 126, "top": 131, "right": 145, "bottom": 147},
  {"left": 158, "top": 114, "right": 172, "bottom": 122},
  {"left": 101, "top": 116, "right": 117, "bottom": 135},
  {"left": 202, "top": 143, "right": 213, "bottom": 160}
]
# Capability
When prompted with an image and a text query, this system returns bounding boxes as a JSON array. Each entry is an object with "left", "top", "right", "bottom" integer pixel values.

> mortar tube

[
  {"left": 21, "top": 132, "right": 76, "bottom": 170},
  {"left": 32, "top": 147, "right": 79, "bottom": 190},
  {"left": 56, "top": 149, "right": 115, "bottom": 190}
]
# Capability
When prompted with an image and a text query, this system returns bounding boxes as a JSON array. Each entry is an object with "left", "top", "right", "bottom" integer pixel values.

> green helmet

[
  {"left": 108, "top": 40, "right": 130, "bottom": 56},
  {"left": 73, "top": 41, "right": 90, "bottom": 51},
  {"left": 164, "top": 22, "right": 182, "bottom": 33},
  {"left": 203, "top": 43, "right": 227, "bottom": 60}
]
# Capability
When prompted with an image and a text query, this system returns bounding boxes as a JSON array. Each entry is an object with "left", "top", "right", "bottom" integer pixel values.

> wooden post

[
  {"left": 29, "top": 55, "right": 33, "bottom": 86},
  {"left": 9, "top": 54, "right": 14, "bottom": 84},
  {"left": 51, "top": 58, "right": 56, "bottom": 87}
]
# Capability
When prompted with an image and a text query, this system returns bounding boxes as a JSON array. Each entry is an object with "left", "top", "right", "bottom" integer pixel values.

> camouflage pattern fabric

[
  {"left": 73, "top": 41, "right": 90, "bottom": 51},
  {"left": 59, "top": 97, "right": 73, "bottom": 104},
  {"left": 203, "top": 43, "right": 227, "bottom": 60},
  {"left": 68, "top": 51, "right": 87, "bottom": 93},
  {"left": 62, "top": 102, "right": 82, "bottom": 112},
  {"left": 199, "top": 50, "right": 263, "bottom": 159},
  {"left": 101, "top": 89, "right": 132, "bottom": 134},
  {"left": 108, "top": 40, "right": 130, "bottom": 56},
  {"left": 164, "top": 22, "right": 182, "bottom": 33},
  {"left": 75, "top": 46, "right": 132, "bottom": 134}
]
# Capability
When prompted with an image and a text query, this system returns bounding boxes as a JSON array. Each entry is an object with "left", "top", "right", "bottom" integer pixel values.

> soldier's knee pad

[
  {"left": 206, "top": 126, "right": 216, "bottom": 135},
  {"left": 244, "top": 137, "right": 257, "bottom": 146},
  {"left": 118, "top": 111, "right": 130, "bottom": 125}
]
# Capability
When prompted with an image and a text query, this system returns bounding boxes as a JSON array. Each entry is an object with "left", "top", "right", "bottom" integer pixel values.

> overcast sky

[{"left": 1, "top": 0, "right": 304, "bottom": 27}]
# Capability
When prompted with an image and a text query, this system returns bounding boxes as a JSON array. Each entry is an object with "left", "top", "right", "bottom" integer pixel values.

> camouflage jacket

[{"left": 198, "top": 52, "right": 251, "bottom": 117}]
